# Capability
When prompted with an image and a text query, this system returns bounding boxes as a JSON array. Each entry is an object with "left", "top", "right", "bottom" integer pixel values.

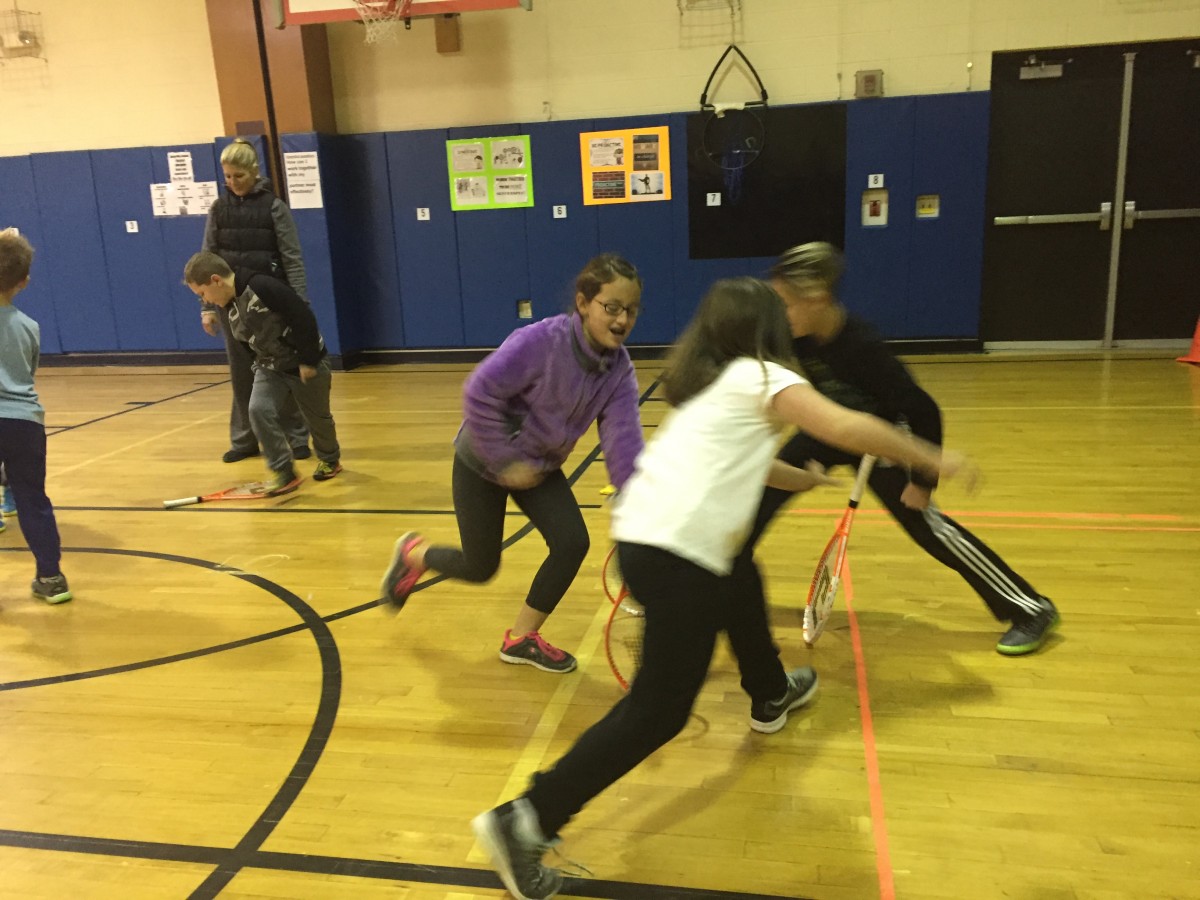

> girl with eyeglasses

[
  {"left": 468, "top": 276, "right": 977, "bottom": 900},
  {"left": 379, "top": 253, "right": 645, "bottom": 674}
]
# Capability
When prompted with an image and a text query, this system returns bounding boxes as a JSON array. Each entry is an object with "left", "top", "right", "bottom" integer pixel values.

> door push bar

[
  {"left": 995, "top": 201, "right": 1200, "bottom": 230},
  {"left": 993, "top": 202, "right": 1114, "bottom": 229},
  {"left": 1122, "top": 200, "right": 1200, "bottom": 229}
]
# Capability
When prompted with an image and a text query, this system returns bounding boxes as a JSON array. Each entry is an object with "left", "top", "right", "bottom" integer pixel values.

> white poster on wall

[
  {"left": 168, "top": 151, "right": 194, "bottom": 183},
  {"left": 284, "top": 151, "right": 324, "bottom": 209}
]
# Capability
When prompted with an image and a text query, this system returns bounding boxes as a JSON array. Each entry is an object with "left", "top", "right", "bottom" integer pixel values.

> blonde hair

[
  {"left": 769, "top": 242, "right": 844, "bottom": 294},
  {"left": 219, "top": 139, "right": 260, "bottom": 175}
]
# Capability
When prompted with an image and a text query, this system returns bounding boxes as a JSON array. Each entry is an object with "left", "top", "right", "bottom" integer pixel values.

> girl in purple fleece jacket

[{"left": 379, "top": 254, "right": 645, "bottom": 673}]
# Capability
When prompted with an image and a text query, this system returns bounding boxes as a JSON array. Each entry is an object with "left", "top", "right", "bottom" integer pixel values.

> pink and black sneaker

[
  {"left": 499, "top": 630, "right": 578, "bottom": 673},
  {"left": 379, "top": 532, "right": 426, "bottom": 614}
]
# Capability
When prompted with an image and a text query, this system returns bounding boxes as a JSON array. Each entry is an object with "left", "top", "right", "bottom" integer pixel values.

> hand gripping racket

[
  {"left": 163, "top": 476, "right": 303, "bottom": 508},
  {"left": 803, "top": 455, "right": 875, "bottom": 647}
]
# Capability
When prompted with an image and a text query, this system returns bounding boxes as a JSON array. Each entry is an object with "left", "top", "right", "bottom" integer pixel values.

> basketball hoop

[{"left": 350, "top": 0, "right": 412, "bottom": 43}]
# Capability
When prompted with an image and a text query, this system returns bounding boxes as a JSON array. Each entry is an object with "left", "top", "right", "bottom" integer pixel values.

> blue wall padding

[
  {"left": 29, "top": 151, "right": 120, "bottom": 352},
  {"left": 908, "top": 92, "right": 989, "bottom": 337},
  {"left": 447, "top": 123, "right": 531, "bottom": 347},
  {"left": 90, "top": 148, "right": 180, "bottom": 350},
  {"left": 843, "top": 97, "right": 917, "bottom": 336},
  {"left": 523, "top": 119, "right": 600, "bottom": 321},
  {"left": 319, "top": 132, "right": 403, "bottom": 351},
  {"left": 152, "top": 142, "right": 219, "bottom": 351},
  {"left": 8, "top": 91, "right": 990, "bottom": 358},
  {"left": 0, "top": 155, "right": 60, "bottom": 353},
  {"left": 590, "top": 115, "right": 679, "bottom": 345},
  {"left": 281, "top": 132, "right": 341, "bottom": 355},
  {"left": 385, "top": 129, "right": 465, "bottom": 348}
]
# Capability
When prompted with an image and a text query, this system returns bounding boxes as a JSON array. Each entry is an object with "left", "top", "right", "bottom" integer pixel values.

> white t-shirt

[{"left": 612, "top": 357, "right": 806, "bottom": 575}]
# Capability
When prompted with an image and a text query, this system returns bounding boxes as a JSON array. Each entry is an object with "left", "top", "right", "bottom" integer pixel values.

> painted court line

[
  {"left": 842, "top": 560, "right": 896, "bottom": 900},
  {"left": 786, "top": 508, "right": 1185, "bottom": 522}
]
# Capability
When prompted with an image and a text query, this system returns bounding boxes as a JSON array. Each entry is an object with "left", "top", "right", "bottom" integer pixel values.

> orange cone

[{"left": 1179, "top": 316, "right": 1200, "bottom": 366}]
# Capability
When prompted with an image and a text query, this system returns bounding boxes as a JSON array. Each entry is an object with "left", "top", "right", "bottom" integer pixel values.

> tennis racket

[
  {"left": 604, "top": 581, "right": 644, "bottom": 692},
  {"left": 601, "top": 544, "right": 625, "bottom": 604},
  {"left": 803, "top": 455, "right": 875, "bottom": 647},
  {"left": 163, "top": 476, "right": 303, "bottom": 508}
]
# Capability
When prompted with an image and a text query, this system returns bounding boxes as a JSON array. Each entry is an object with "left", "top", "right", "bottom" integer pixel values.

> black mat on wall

[{"left": 687, "top": 103, "right": 847, "bottom": 259}]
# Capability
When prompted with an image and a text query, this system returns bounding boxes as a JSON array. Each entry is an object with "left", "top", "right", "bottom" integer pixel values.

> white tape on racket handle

[{"left": 162, "top": 496, "right": 200, "bottom": 509}]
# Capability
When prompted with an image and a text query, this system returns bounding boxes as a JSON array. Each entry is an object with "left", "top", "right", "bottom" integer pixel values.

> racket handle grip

[{"left": 163, "top": 496, "right": 200, "bottom": 509}]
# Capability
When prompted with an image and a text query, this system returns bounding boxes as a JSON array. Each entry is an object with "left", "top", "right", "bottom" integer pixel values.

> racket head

[
  {"left": 602, "top": 544, "right": 624, "bottom": 604},
  {"left": 701, "top": 104, "right": 766, "bottom": 172},
  {"left": 162, "top": 480, "right": 284, "bottom": 509},
  {"left": 803, "top": 534, "right": 844, "bottom": 647},
  {"left": 604, "top": 583, "right": 645, "bottom": 691}
]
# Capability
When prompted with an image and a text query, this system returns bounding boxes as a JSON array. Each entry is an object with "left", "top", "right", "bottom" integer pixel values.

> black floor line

[{"left": 3, "top": 377, "right": 797, "bottom": 899}]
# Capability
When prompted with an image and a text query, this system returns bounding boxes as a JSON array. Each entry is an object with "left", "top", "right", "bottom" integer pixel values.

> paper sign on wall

[
  {"left": 284, "top": 151, "right": 324, "bottom": 209},
  {"left": 445, "top": 136, "right": 534, "bottom": 211},
  {"left": 151, "top": 181, "right": 218, "bottom": 217},
  {"left": 579, "top": 125, "right": 671, "bottom": 205}
]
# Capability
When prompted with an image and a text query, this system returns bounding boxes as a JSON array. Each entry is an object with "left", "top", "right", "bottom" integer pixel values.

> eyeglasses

[{"left": 592, "top": 298, "right": 640, "bottom": 318}]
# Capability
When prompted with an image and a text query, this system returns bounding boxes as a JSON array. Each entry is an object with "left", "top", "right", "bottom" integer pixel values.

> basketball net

[
  {"left": 350, "top": 0, "right": 412, "bottom": 44},
  {"left": 677, "top": 0, "right": 742, "bottom": 49}
]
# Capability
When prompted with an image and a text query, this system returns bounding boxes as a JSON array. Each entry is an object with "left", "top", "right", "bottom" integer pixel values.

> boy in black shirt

[
  {"left": 184, "top": 252, "right": 342, "bottom": 494},
  {"left": 737, "top": 242, "right": 1058, "bottom": 655}
]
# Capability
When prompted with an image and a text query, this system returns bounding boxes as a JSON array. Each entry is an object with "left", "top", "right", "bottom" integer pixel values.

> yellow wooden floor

[{"left": 1, "top": 354, "right": 1198, "bottom": 900}]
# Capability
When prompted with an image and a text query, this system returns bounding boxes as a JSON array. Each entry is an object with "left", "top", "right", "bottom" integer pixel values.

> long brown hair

[{"left": 661, "top": 277, "right": 796, "bottom": 407}]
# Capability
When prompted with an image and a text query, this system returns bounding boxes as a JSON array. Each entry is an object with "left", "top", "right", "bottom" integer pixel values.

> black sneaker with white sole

[
  {"left": 749, "top": 666, "right": 819, "bottom": 734},
  {"left": 472, "top": 798, "right": 562, "bottom": 900}
]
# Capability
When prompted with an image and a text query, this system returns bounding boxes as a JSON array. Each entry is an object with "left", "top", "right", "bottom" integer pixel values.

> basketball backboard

[{"left": 280, "top": 0, "right": 531, "bottom": 26}]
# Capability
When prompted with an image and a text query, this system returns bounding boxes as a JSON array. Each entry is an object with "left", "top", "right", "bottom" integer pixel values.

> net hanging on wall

[
  {"left": 677, "top": 0, "right": 742, "bottom": 49},
  {"left": 0, "top": 2, "right": 45, "bottom": 64}
]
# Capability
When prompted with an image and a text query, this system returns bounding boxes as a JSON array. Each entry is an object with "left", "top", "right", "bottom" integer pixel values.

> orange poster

[{"left": 579, "top": 125, "right": 671, "bottom": 205}]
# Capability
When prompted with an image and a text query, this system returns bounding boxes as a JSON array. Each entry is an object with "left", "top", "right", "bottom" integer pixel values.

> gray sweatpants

[
  {"left": 248, "top": 360, "right": 340, "bottom": 475},
  {"left": 220, "top": 305, "right": 308, "bottom": 454}
]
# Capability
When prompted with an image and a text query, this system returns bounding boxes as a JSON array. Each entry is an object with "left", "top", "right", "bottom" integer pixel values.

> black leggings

[
  {"left": 423, "top": 455, "right": 589, "bottom": 615},
  {"left": 524, "top": 542, "right": 790, "bottom": 837},
  {"left": 739, "top": 432, "right": 1045, "bottom": 623}
]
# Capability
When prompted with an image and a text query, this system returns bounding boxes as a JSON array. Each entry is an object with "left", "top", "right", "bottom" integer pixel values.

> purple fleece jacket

[{"left": 455, "top": 313, "right": 644, "bottom": 488}]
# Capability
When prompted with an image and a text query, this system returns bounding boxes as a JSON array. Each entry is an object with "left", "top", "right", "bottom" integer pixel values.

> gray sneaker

[
  {"left": 471, "top": 798, "right": 562, "bottom": 900},
  {"left": 749, "top": 666, "right": 818, "bottom": 734},
  {"left": 32, "top": 574, "right": 72, "bottom": 604}
]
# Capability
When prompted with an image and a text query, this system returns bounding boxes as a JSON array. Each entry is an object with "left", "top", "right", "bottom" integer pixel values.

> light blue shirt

[{"left": 0, "top": 305, "right": 45, "bottom": 424}]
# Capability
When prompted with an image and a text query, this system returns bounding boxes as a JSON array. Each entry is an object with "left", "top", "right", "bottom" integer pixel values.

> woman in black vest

[{"left": 201, "top": 139, "right": 310, "bottom": 463}]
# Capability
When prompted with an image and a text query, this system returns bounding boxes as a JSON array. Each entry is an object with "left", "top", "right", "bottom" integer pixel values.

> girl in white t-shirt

[{"left": 472, "top": 278, "right": 973, "bottom": 900}]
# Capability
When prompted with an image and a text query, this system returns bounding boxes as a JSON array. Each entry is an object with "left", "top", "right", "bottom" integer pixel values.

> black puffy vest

[{"left": 211, "top": 187, "right": 280, "bottom": 279}]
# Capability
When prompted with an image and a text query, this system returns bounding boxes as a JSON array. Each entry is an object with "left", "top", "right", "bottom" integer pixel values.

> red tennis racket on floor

[
  {"left": 803, "top": 455, "right": 875, "bottom": 647},
  {"left": 163, "top": 476, "right": 302, "bottom": 508}
]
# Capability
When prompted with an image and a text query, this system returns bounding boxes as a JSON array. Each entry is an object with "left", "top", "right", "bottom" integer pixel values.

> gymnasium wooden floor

[{"left": 1, "top": 353, "right": 1198, "bottom": 900}]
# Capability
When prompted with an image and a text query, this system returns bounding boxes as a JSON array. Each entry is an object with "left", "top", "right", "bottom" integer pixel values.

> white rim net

[{"left": 349, "top": 0, "right": 408, "bottom": 44}]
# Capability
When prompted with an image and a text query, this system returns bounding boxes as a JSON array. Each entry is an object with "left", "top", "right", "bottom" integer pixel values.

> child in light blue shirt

[{"left": 0, "top": 228, "right": 71, "bottom": 603}]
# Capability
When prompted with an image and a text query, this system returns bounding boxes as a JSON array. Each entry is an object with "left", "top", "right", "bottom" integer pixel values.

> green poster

[{"left": 446, "top": 135, "right": 534, "bottom": 211}]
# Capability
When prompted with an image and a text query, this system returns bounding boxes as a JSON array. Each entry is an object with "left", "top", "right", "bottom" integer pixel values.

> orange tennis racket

[
  {"left": 803, "top": 455, "right": 875, "bottom": 647},
  {"left": 163, "top": 476, "right": 302, "bottom": 508}
]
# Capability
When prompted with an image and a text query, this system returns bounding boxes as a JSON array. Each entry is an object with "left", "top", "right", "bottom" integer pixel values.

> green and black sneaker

[{"left": 996, "top": 599, "right": 1060, "bottom": 656}]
